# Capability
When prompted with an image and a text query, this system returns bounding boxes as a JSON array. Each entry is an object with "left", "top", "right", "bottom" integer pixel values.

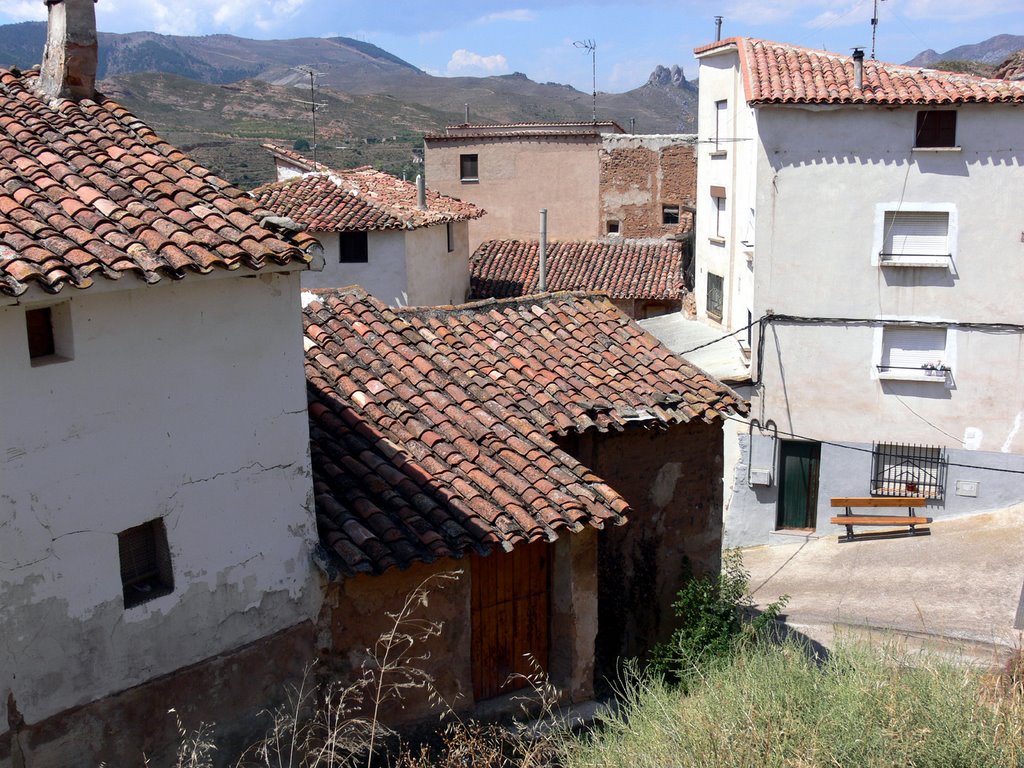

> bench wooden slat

[
  {"left": 829, "top": 515, "right": 931, "bottom": 527},
  {"left": 830, "top": 496, "right": 927, "bottom": 508}
]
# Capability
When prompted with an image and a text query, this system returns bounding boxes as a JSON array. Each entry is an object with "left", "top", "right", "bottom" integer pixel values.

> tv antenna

[
  {"left": 574, "top": 39, "right": 597, "bottom": 122},
  {"left": 293, "top": 65, "right": 326, "bottom": 168},
  {"left": 870, "top": 0, "right": 887, "bottom": 60}
]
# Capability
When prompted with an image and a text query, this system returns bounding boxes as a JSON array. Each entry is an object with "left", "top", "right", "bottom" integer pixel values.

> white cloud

[
  {"left": 1, "top": 1, "right": 46, "bottom": 22},
  {"left": 806, "top": 3, "right": 863, "bottom": 30},
  {"left": 474, "top": 9, "right": 536, "bottom": 24},
  {"left": 446, "top": 48, "right": 510, "bottom": 76},
  {"left": 87, "top": 0, "right": 307, "bottom": 36}
]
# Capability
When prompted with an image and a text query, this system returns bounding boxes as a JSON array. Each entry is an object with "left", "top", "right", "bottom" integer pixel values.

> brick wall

[
  {"left": 599, "top": 138, "right": 697, "bottom": 239},
  {"left": 556, "top": 417, "right": 724, "bottom": 677}
]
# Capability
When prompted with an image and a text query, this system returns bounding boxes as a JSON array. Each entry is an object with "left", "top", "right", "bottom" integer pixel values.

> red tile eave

[
  {"left": 252, "top": 170, "right": 485, "bottom": 233},
  {"left": 695, "top": 37, "right": 1024, "bottom": 107},
  {"left": 0, "top": 70, "right": 314, "bottom": 297}
]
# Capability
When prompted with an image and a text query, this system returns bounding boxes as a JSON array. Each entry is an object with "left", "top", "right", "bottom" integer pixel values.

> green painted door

[{"left": 776, "top": 440, "right": 821, "bottom": 529}]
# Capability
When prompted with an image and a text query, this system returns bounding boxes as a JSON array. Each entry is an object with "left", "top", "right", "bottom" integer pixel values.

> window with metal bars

[
  {"left": 871, "top": 442, "right": 947, "bottom": 499},
  {"left": 707, "top": 272, "right": 724, "bottom": 320},
  {"left": 118, "top": 519, "right": 174, "bottom": 608}
]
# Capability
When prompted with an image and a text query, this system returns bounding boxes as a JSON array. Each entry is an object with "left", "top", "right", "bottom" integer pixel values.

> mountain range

[
  {"left": 0, "top": 21, "right": 697, "bottom": 188},
  {"left": 907, "top": 34, "right": 1024, "bottom": 68},
  {"left": 2, "top": 22, "right": 1019, "bottom": 190}
]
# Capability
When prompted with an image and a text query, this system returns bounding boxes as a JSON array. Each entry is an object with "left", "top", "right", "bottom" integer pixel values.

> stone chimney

[{"left": 36, "top": 0, "right": 98, "bottom": 101}]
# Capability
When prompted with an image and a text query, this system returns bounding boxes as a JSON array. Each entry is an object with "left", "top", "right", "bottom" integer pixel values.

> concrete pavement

[{"left": 741, "top": 504, "right": 1024, "bottom": 661}]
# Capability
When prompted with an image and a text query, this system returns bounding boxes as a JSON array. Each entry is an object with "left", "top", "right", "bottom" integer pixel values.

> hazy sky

[{"left": 1, "top": 0, "right": 1021, "bottom": 91}]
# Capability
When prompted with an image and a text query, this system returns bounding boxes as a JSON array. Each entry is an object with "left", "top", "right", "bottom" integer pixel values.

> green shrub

[
  {"left": 649, "top": 550, "right": 788, "bottom": 679},
  {"left": 293, "top": 138, "right": 311, "bottom": 152}
]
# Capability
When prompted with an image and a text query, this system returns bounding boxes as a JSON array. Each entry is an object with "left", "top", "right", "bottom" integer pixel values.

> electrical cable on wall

[{"left": 721, "top": 412, "right": 1024, "bottom": 476}]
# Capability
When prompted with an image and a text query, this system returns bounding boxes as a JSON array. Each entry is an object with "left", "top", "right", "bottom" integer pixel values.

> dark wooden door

[
  {"left": 776, "top": 440, "right": 821, "bottom": 529},
  {"left": 470, "top": 541, "right": 550, "bottom": 701}
]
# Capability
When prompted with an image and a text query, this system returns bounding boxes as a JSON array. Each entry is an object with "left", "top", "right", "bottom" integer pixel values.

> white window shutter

[
  {"left": 881, "top": 326, "right": 946, "bottom": 369},
  {"left": 883, "top": 212, "right": 949, "bottom": 256}
]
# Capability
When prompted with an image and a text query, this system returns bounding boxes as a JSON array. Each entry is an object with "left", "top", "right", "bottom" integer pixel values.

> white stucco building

[
  {"left": 256, "top": 146, "right": 485, "bottom": 307},
  {"left": 1, "top": 3, "right": 322, "bottom": 762},
  {"left": 694, "top": 37, "right": 1024, "bottom": 546}
]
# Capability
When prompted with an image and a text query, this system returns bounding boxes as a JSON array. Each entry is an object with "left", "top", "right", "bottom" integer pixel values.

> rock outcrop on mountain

[{"left": 907, "top": 34, "right": 1024, "bottom": 67}]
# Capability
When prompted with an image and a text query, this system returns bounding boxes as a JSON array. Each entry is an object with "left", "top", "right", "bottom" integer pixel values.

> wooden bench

[{"left": 830, "top": 497, "right": 931, "bottom": 543}]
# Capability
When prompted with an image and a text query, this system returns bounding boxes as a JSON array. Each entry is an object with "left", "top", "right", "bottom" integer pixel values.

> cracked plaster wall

[{"left": 0, "top": 271, "right": 319, "bottom": 728}]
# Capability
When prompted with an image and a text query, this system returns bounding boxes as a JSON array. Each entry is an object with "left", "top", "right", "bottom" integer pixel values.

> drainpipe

[
  {"left": 539, "top": 209, "right": 548, "bottom": 292},
  {"left": 416, "top": 174, "right": 427, "bottom": 210},
  {"left": 853, "top": 48, "right": 864, "bottom": 90}
]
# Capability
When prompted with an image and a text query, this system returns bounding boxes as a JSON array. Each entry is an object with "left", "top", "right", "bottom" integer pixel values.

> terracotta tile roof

[
  {"left": 396, "top": 292, "right": 745, "bottom": 435},
  {"left": 305, "top": 287, "right": 630, "bottom": 575},
  {"left": 0, "top": 69, "right": 317, "bottom": 297},
  {"left": 695, "top": 37, "right": 1024, "bottom": 106},
  {"left": 470, "top": 239, "right": 684, "bottom": 302},
  {"left": 251, "top": 167, "right": 485, "bottom": 233}
]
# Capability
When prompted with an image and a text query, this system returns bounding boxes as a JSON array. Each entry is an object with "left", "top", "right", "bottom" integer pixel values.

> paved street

[{"left": 742, "top": 504, "right": 1024, "bottom": 661}]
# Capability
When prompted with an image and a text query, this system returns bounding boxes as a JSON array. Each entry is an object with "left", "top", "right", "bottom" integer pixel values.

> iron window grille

[
  {"left": 707, "top": 272, "right": 724, "bottom": 320},
  {"left": 871, "top": 442, "right": 947, "bottom": 499},
  {"left": 118, "top": 518, "right": 174, "bottom": 608}
]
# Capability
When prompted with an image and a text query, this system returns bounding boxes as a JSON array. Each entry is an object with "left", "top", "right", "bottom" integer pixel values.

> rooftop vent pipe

[
  {"left": 715, "top": 16, "right": 723, "bottom": 41},
  {"left": 464, "top": 103, "right": 470, "bottom": 124},
  {"left": 538, "top": 209, "right": 548, "bottom": 292},
  {"left": 852, "top": 47, "right": 865, "bottom": 90},
  {"left": 38, "top": 0, "right": 98, "bottom": 101},
  {"left": 416, "top": 174, "right": 427, "bottom": 210}
]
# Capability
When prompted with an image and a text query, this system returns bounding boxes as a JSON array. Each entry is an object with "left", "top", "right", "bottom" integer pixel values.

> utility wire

[
  {"left": 680, "top": 318, "right": 757, "bottom": 355},
  {"left": 722, "top": 412, "right": 1024, "bottom": 477}
]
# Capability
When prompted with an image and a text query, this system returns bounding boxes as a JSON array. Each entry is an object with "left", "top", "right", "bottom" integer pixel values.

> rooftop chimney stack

[
  {"left": 715, "top": 16, "right": 723, "bottom": 41},
  {"left": 416, "top": 174, "right": 427, "bottom": 211},
  {"left": 37, "top": 0, "right": 98, "bottom": 101},
  {"left": 852, "top": 48, "right": 864, "bottom": 90}
]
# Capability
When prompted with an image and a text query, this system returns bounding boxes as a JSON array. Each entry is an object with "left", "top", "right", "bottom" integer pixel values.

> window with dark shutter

[
  {"left": 339, "top": 232, "right": 369, "bottom": 263},
  {"left": 459, "top": 154, "right": 479, "bottom": 181},
  {"left": 915, "top": 111, "right": 956, "bottom": 148}
]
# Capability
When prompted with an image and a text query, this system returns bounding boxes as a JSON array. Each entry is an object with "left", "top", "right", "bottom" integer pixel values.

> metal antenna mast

[
  {"left": 574, "top": 39, "right": 597, "bottom": 122},
  {"left": 293, "top": 65, "right": 326, "bottom": 167},
  {"left": 870, "top": 0, "right": 887, "bottom": 59}
]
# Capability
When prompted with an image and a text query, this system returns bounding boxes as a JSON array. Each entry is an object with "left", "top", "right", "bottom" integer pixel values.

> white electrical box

[
  {"left": 955, "top": 480, "right": 979, "bottom": 497},
  {"left": 749, "top": 468, "right": 773, "bottom": 486}
]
